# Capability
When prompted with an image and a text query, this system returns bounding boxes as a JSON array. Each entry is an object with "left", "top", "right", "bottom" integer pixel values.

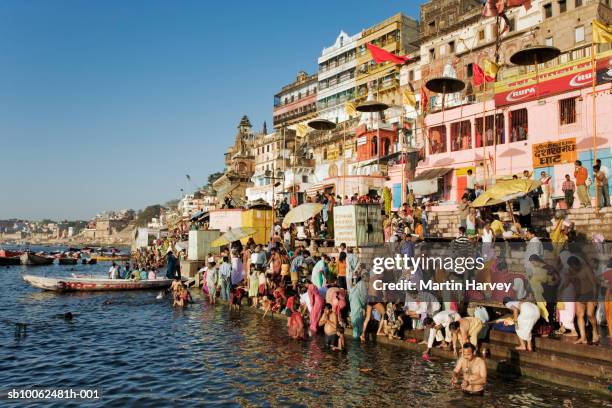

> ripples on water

[{"left": 1, "top": 250, "right": 611, "bottom": 408}]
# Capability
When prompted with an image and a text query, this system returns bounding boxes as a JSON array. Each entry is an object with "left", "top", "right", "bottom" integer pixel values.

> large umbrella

[
  {"left": 281, "top": 203, "right": 324, "bottom": 228},
  {"left": 211, "top": 227, "right": 257, "bottom": 247},
  {"left": 470, "top": 179, "right": 542, "bottom": 207}
]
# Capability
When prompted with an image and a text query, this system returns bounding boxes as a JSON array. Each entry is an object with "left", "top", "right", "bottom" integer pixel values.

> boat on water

[
  {"left": 58, "top": 258, "right": 79, "bottom": 265},
  {"left": 89, "top": 254, "right": 130, "bottom": 262},
  {"left": 0, "top": 256, "right": 21, "bottom": 266},
  {"left": 81, "top": 258, "right": 97, "bottom": 265},
  {"left": 20, "top": 252, "right": 55, "bottom": 266},
  {"left": 22, "top": 274, "right": 173, "bottom": 292}
]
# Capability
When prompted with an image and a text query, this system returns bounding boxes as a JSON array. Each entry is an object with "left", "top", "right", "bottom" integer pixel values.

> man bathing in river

[
  {"left": 319, "top": 303, "right": 344, "bottom": 351},
  {"left": 451, "top": 343, "right": 487, "bottom": 395}
]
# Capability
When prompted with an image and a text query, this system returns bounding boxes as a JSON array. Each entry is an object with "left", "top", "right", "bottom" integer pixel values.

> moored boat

[
  {"left": 58, "top": 258, "right": 78, "bottom": 265},
  {"left": 89, "top": 254, "right": 130, "bottom": 262},
  {"left": 0, "top": 256, "right": 21, "bottom": 266},
  {"left": 22, "top": 274, "right": 173, "bottom": 292},
  {"left": 20, "top": 252, "right": 55, "bottom": 266}
]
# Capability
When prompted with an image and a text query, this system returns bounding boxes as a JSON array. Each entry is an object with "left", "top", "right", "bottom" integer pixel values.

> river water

[{"left": 1, "top": 246, "right": 611, "bottom": 407}]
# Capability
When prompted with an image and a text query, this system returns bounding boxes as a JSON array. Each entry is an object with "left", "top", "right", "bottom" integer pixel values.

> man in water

[{"left": 451, "top": 342, "right": 487, "bottom": 395}]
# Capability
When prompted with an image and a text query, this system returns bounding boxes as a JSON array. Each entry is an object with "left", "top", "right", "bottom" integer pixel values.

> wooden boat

[
  {"left": 58, "top": 258, "right": 78, "bottom": 265},
  {"left": 20, "top": 252, "right": 55, "bottom": 266},
  {"left": 0, "top": 256, "right": 21, "bottom": 266},
  {"left": 0, "top": 249, "right": 21, "bottom": 257},
  {"left": 81, "top": 258, "right": 97, "bottom": 265},
  {"left": 89, "top": 254, "right": 130, "bottom": 262},
  {"left": 22, "top": 274, "right": 173, "bottom": 292}
]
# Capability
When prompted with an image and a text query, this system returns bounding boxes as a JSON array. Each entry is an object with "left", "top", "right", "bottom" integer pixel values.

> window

[
  {"left": 575, "top": 26, "right": 585, "bottom": 43},
  {"left": 544, "top": 3, "right": 552, "bottom": 18},
  {"left": 509, "top": 109, "right": 528, "bottom": 142},
  {"left": 450, "top": 120, "right": 472, "bottom": 151},
  {"left": 429, "top": 48, "right": 435, "bottom": 61},
  {"left": 409, "top": 70, "right": 414, "bottom": 81},
  {"left": 449, "top": 41, "right": 455, "bottom": 53},
  {"left": 475, "top": 114, "right": 504, "bottom": 147},
  {"left": 371, "top": 137, "right": 378, "bottom": 156},
  {"left": 466, "top": 63, "right": 473, "bottom": 78},
  {"left": 545, "top": 36, "right": 553, "bottom": 46},
  {"left": 575, "top": 0, "right": 582, "bottom": 7},
  {"left": 559, "top": 0, "right": 566, "bottom": 13},
  {"left": 428, "top": 125, "right": 447, "bottom": 154},
  {"left": 302, "top": 175, "right": 308, "bottom": 183},
  {"left": 478, "top": 29, "right": 485, "bottom": 41},
  {"left": 559, "top": 97, "right": 576, "bottom": 125}
]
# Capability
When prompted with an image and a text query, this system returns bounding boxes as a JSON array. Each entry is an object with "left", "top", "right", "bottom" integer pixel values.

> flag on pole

[
  {"left": 345, "top": 101, "right": 357, "bottom": 117},
  {"left": 483, "top": 59, "right": 499, "bottom": 79},
  {"left": 401, "top": 88, "right": 417, "bottom": 108},
  {"left": 473, "top": 64, "right": 495, "bottom": 86},
  {"left": 593, "top": 19, "right": 612, "bottom": 43},
  {"left": 366, "top": 43, "right": 410, "bottom": 65},
  {"left": 294, "top": 123, "right": 308, "bottom": 137},
  {"left": 420, "top": 87, "right": 429, "bottom": 114}
]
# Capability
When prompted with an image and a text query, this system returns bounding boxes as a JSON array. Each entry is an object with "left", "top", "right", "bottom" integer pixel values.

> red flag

[
  {"left": 420, "top": 87, "right": 429, "bottom": 113},
  {"left": 472, "top": 64, "right": 494, "bottom": 86},
  {"left": 366, "top": 43, "right": 410, "bottom": 65}
]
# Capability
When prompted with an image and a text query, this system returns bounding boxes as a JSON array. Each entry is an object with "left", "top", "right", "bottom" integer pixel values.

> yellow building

[{"left": 355, "top": 13, "right": 419, "bottom": 106}]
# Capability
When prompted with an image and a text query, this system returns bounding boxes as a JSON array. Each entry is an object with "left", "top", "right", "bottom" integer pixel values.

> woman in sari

[
  {"left": 307, "top": 283, "right": 324, "bottom": 335},
  {"left": 349, "top": 279, "right": 367, "bottom": 338},
  {"left": 287, "top": 301, "right": 305, "bottom": 340}
]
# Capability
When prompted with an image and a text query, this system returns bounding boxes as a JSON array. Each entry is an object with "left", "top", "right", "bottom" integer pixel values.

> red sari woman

[{"left": 307, "top": 284, "right": 324, "bottom": 335}]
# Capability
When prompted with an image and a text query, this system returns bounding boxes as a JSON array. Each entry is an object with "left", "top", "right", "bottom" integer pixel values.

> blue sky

[{"left": 0, "top": 0, "right": 420, "bottom": 220}]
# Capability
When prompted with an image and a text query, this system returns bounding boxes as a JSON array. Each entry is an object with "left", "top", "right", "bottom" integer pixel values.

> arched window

[
  {"left": 383, "top": 138, "right": 390, "bottom": 156},
  {"left": 371, "top": 136, "right": 378, "bottom": 156}
]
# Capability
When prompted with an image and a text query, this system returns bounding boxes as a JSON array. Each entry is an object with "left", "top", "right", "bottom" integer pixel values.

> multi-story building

[
  {"left": 213, "top": 115, "right": 256, "bottom": 205},
  {"left": 273, "top": 71, "right": 318, "bottom": 129},
  {"left": 403, "top": 0, "right": 612, "bottom": 209},
  {"left": 317, "top": 31, "right": 361, "bottom": 123},
  {"left": 246, "top": 128, "right": 317, "bottom": 204},
  {"left": 354, "top": 13, "right": 419, "bottom": 109},
  {"left": 178, "top": 189, "right": 218, "bottom": 217}
]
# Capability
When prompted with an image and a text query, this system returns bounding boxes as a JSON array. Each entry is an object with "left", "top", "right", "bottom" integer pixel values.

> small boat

[
  {"left": 58, "top": 258, "right": 78, "bottom": 265},
  {"left": 20, "top": 252, "right": 55, "bottom": 266},
  {"left": 0, "top": 256, "right": 21, "bottom": 266},
  {"left": 81, "top": 258, "right": 97, "bottom": 265},
  {"left": 89, "top": 254, "right": 130, "bottom": 262},
  {"left": 22, "top": 274, "right": 173, "bottom": 292}
]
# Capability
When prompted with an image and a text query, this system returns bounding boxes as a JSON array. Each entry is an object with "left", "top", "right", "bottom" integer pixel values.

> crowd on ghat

[{"left": 119, "top": 163, "right": 610, "bottom": 395}]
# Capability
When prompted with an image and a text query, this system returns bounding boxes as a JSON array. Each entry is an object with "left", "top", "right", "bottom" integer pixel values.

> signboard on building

[
  {"left": 532, "top": 137, "right": 577, "bottom": 168},
  {"left": 209, "top": 209, "right": 243, "bottom": 232},
  {"left": 357, "top": 136, "right": 367, "bottom": 146},
  {"left": 333, "top": 205, "right": 357, "bottom": 247},
  {"left": 494, "top": 51, "right": 612, "bottom": 107}
]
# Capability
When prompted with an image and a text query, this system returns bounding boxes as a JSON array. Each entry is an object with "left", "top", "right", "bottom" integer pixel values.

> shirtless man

[
  {"left": 319, "top": 303, "right": 342, "bottom": 351},
  {"left": 451, "top": 343, "right": 487, "bottom": 395},
  {"left": 449, "top": 317, "right": 483, "bottom": 356}
]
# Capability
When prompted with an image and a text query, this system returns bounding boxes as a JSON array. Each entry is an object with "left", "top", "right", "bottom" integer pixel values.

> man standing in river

[{"left": 451, "top": 343, "right": 487, "bottom": 395}]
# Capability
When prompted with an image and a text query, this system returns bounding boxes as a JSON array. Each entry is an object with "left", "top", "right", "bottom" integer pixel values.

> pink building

[{"left": 386, "top": 50, "right": 612, "bottom": 210}]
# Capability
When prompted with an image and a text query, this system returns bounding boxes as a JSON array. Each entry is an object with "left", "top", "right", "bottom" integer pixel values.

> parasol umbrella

[
  {"left": 281, "top": 203, "right": 324, "bottom": 228},
  {"left": 211, "top": 227, "right": 257, "bottom": 247},
  {"left": 470, "top": 179, "right": 542, "bottom": 207}
]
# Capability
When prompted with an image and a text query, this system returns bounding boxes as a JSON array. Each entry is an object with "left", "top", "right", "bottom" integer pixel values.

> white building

[{"left": 316, "top": 31, "right": 361, "bottom": 123}]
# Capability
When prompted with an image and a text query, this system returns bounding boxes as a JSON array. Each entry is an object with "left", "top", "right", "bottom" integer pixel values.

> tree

[
  {"left": 207, "top": 171, "right": 224, "bottom": 188},
  {"left": 134, "top": 205, "right": 162, "bottom": 227}
]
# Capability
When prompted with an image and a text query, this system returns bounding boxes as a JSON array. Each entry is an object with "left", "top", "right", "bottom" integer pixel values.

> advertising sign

[{"left": 494, "top": 51, "right": 612, "bottom": 106}]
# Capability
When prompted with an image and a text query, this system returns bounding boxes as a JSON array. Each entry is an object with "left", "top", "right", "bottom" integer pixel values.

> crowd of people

[{"left": 125, "top": 165, "right": 611, "bottom": 396}]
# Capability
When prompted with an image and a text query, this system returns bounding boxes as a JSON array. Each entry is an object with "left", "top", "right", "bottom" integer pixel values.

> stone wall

[{"left": 425, "top": 207, "right": 612, "bottom": 240}]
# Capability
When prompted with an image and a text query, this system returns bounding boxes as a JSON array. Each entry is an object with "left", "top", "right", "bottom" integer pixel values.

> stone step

[
  {"left": 495, "top": 360, "right": 610, "bottom": 395},
  {"left": 489, "top": 330, "right": 612, "bottom": 363},
  {"left": 486, "top": 341, "right": 612, "bottom": 382}
]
